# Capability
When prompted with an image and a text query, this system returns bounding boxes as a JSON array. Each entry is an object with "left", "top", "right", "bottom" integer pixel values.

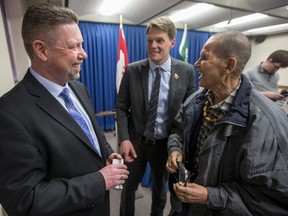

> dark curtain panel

[{"left": 79, "top": 21, "right": 212, "bottom": 130}]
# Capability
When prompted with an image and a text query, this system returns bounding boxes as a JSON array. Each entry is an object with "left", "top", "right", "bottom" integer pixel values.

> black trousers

[{"left": 120, "top": 137, "right": 168, "bottom": 216}]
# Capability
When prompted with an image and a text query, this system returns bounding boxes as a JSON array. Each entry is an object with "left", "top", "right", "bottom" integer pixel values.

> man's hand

[
  {"left": 106, "top": 153, "right": 123, "bottom": 165},
  {"left": 120, "top": 140, "right": 137, "bottom": 163},
  {"left": 166, "top": 151, "right": 183, "bottom": 173},
  {"left": 173, "top": 182, "right": 208, "bottom": 205},
  {"left": 99, "top": 163, "right": 129, "bottom": 190},
  {"left": 262, "top": 91, "right": 284, "bottom": 100}
]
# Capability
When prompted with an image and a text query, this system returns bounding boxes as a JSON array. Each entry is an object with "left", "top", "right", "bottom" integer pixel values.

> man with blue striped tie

[{"left": 0, "top": 3, "right": 128, "bottom": 216}]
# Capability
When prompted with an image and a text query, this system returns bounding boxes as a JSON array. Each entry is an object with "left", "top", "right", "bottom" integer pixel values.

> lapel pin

[{"left": 174, "top": 73, "right": 179, "bottom": 80}]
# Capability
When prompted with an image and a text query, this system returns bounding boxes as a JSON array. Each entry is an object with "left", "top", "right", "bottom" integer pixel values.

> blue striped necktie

[
  {"left": 144, "top": 67, "right": 161, "bottom": 138},
  {"left": 59, "top": 88, "right": 101, "bottom": 156}
]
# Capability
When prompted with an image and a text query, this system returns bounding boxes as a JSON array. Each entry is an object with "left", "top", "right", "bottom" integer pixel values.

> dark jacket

[
  {"left": 168, "top": 75, "right": 288, "bottom": 215},
  {"left": 0, "top": 71, "right": 114, "bottom": 216},
  {"left": 116, "top": 57, "right": 195, "bottom": 144}
]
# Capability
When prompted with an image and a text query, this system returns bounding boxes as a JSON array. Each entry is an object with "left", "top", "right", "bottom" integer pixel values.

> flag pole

[
  {"left": 120, "top": 14, "right": 123, "bottom": 28},
  {"left": 116, "top": 14, "right": 129, "bottom": 148},
  {"left": 179, "top": 23, "right": 188, "bottom": 62}
]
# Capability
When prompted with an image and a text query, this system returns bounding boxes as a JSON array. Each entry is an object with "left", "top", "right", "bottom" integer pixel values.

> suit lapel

[
  {"left": 68, "top": 82, "right": 103, "bottom": 155},
  {"left": 68, "top": 82, "right": 104, "bottom": 155},
  {"left": 140, "top": 60, "right": 150, "bottom": 111},
  {"left": 169, "top": 59, "right": 179, "bottom": 113},
  {"left": 24, "top": 72, "right": 98, "bottom": 154}
]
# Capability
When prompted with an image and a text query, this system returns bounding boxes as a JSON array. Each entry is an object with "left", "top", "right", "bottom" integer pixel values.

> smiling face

[
  {"left": 194, "top": 37, "right": 228, "bottom": 92},
  {"left": 146, "top": 27, "right": 175, "bottom": 65},
  {"left": 194, "top": 31, "right": 251, "bottom": 102},
  {"left": 32, "top": 23, "right": 87, "bottom": 86}
]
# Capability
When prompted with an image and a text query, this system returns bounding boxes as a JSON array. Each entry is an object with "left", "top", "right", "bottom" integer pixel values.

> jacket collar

[
  {"left": 193, "top": 74, "right": 251, "bottom": 126},
  {"left": 23, "top": 70, "right": 100, "bottom": 155}
]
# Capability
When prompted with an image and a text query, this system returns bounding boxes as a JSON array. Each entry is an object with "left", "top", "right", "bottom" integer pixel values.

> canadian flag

[{"left": 116, "top": 17, "right": 129, "bottom": 92}]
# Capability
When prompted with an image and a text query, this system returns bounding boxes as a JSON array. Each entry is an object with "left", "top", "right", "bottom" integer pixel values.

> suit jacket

[
  {"left": 0, "top": 70, "right": 114, "bottom": 216},
  {"left": 116, "top": 57, "right": 196, "bottom": 144}
]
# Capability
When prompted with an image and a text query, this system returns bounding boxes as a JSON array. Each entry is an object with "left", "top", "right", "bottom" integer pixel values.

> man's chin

[
  {"left": 198, "top": 79, "right": 206, "bottom": 89},
  {"left": 70, "top": 72, "right": 80, "bottom": 80},
  {"left": 149, "top": 57, "right": 161, "bottom": 64}
]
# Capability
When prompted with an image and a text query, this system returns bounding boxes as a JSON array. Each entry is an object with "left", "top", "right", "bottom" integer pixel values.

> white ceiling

[{"left": 31, "top": 0, "right": 288, "bottom": 35}]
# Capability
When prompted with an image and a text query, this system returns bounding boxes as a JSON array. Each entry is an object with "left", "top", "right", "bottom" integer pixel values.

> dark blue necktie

[
  {"left": 144, "top": 67, "right": 161, "bottom": 138},
  {"left": 59, "top": 88, "right": 101, "bottom": 156}
]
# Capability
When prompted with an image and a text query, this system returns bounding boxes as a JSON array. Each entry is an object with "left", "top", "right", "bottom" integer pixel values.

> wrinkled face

[
  {"left": 146, "top": 27, "right": 175, "bottom": 65},
  {"left": 42, "top": 23, "right": 87, "bottom": 86},
  {"left": 194, "top": 38, "right": 227, "bottom": 91}
]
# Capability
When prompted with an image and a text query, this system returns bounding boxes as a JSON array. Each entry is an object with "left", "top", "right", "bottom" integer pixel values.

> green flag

[{"left": 179, "top": 24, "right": 188, "bottom": 62}]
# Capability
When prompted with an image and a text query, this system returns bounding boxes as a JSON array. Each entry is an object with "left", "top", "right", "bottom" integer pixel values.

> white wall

[
  {"left": 4, "top": 0, "right": 30, "bottom": 81},
  {"left": 0, "top": 2, "right": 15, "bottom": 97},
  {"left": 244, "top": 33, "right": 288, "bottom": 87}
]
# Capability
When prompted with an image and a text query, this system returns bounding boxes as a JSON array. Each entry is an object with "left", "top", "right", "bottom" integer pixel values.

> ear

[
  {"left": 170, "top": 39, "right": 176, "bottom": 48},
  {"left": 32, "top": 40, "right": 48, "bottom": 62},
  {"left": 225, "top": 57, "right": 237, "bottom": 73}
]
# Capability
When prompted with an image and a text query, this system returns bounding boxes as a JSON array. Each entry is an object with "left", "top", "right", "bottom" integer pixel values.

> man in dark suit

[
  {"left": 0, "top": 3, "right": 128, "bottom": 216},
  {"left": 116, "top": 17, "right": 196, "bottom": 216}
]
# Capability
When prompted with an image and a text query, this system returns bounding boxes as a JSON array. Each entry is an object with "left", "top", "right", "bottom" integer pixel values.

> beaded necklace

[{"left": 202, "top": 99, "right": 224, "bottom": 123}]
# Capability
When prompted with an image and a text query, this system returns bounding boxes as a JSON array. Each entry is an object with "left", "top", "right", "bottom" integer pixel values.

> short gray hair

[{"left": 210, "top": 31, "right": 251, "bottom": 73}]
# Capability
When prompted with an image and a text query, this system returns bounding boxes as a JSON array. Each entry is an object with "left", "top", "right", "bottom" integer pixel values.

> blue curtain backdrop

[{"left": 79, "top": 21, "right": 212, "bottom": 130}]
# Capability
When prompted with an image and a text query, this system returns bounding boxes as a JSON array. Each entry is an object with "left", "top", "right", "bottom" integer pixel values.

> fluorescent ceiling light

[
  {"left": 169, "top": 3, "right": 215, "bottom": 22},
  {"left": 242, "top": 23, "right": 288, "bottom": 35},
  {"left": 214, "top": 13, "right": 268, "bottom": 28},
  {"left": 99, "top": 0, "right": 130, "bottom": 16}
]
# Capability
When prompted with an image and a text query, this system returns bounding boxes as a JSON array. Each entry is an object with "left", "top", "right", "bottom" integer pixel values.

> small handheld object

[
  {"left": 113, "top": 158, "right": 124, "bottom": 190},
  {"left": 178, "top": 162, "right": 191, "bottom": 185},
  {"left": 280, "top": 89, "right": 288, "bottom": 97}
]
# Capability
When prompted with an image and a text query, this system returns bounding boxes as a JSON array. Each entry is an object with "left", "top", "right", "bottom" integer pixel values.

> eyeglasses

[
  {"left": 272, "top": 62, "right": 281, "bottom": 70},
  {"left": 173, "top": 162, "right": 197, "bottom": 186}
]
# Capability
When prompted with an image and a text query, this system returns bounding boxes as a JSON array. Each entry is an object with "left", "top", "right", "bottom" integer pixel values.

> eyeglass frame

[
  {"left": 272, "top": 62, "right": 282, "bottom": 70},
  {"left": 172, "top": 161, "right": 198, "bottom": 186}
]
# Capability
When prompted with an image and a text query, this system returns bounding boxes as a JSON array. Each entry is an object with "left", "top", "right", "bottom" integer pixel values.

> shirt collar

[
  {"left": 29, "top": 67, "right": 68, "bottom": 97},
  {"left": 149, "top": 56, "right": 171, "bottom": 72}
]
